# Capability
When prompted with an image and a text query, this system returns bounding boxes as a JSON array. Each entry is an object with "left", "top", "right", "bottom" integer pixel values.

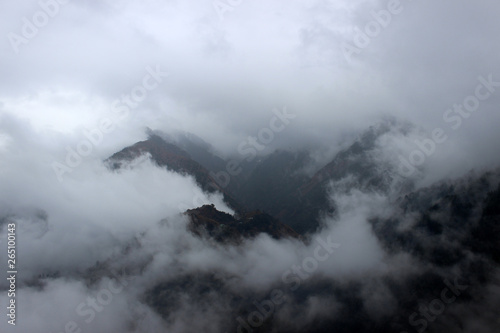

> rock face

[{"left": 185, "top": 204, "right": 301, "bottom": 244}]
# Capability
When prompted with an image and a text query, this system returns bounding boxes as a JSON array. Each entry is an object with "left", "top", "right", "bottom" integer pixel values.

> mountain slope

[
  {"left": 370, "top": 170, "right": 500, "bottom": 268},
  {"left": 106, "top": 133, "right": 244, "bottom": 213},
  {"left": 150, "top": 129, "right": 229, "bottom": 175},
  {"left": 113, "top": 119, "right": 415, "bottom": 235},
  {"left": 235, "top": 118, "right": 415, "bottom": 234},
  {"left": 185, "top": 204, "right": 301, "bottom": 244}
]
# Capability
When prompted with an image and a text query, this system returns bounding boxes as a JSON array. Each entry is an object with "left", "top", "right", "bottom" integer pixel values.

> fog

[
  {"left": 0, "top": 119, "right": 396, "bottom": 332},
  {"left": 1, "top": 0, "right": 499, "bottom": 162},
  {"left": 1, "top": 0, "right": 500, "bottom": 332}
]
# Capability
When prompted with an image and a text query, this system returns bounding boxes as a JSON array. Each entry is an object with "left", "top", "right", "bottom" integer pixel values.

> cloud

[
  {"left": 1, "top": 1, "right": 500, "bottom": 332},
  {"left": 1, "top": 0, "right": 498, "bottom": 162}
]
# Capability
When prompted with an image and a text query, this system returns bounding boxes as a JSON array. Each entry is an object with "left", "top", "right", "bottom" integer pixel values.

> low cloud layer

[
  {"left": 1, "top": 1, "right": 499, "bottom": 332},
  {"left": 1, "top": 117, "right": 499, "bottom": 332}
]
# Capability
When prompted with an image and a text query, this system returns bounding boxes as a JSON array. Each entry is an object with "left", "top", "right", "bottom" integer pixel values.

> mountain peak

[{"left": 106, "top": 135, "right": 244, "bottom": 213}]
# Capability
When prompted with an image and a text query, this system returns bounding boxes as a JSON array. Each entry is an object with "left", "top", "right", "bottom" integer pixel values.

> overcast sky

[
  {"left": 1, "top": 2, "right": 500, "bottom": 332},
  {"left": 1, "top": 0, "right": 500, "bottom": 173}
]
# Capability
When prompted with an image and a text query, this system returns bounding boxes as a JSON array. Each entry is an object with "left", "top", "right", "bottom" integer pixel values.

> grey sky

[
  {"left": 1, "top": 2, "right": 499, "bottom": 332},
  {"left": 1, "top": 0, "right": 499, "bottom": 158},
  {"left": 0, "top": 0, "right": 499, "bottom": 187}
]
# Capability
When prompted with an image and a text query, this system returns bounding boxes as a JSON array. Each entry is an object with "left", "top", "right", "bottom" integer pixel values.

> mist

[{"left": 1, "top": 0, "right": 500, "bottom": 332}]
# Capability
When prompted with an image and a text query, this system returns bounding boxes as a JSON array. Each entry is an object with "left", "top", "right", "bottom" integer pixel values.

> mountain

[
  {"left": 106, "top": 133, "right": 244, "bottom": 213},
  {"left": 106, "top": 119, "right": 415, "bottom": 235},
  {"left": 277, "top": 119, "right": 414, "bottom": 232},
  {"left": 226, "top": 118, "right": 415, "bottom": 234},
  {"left": 14, "top": 120, "right": 499, "bottom": 333},
  {"left": 150, "top": 129, "right": 262, "bottom": 196},
  {"left": 371, "top": 170, "right": 500, "bottom": 267},
  {"left": 144, "top": 169, "right": 500, "bottom": 333},
  {"left": 298, "top": 119, "right": 411, "bottom": 196},
  {"left": 150, "top": 129, "right": 229, "bottom": 176},
  {"left": 185, "top": 204, "right": 301, "bottom": 244}
]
